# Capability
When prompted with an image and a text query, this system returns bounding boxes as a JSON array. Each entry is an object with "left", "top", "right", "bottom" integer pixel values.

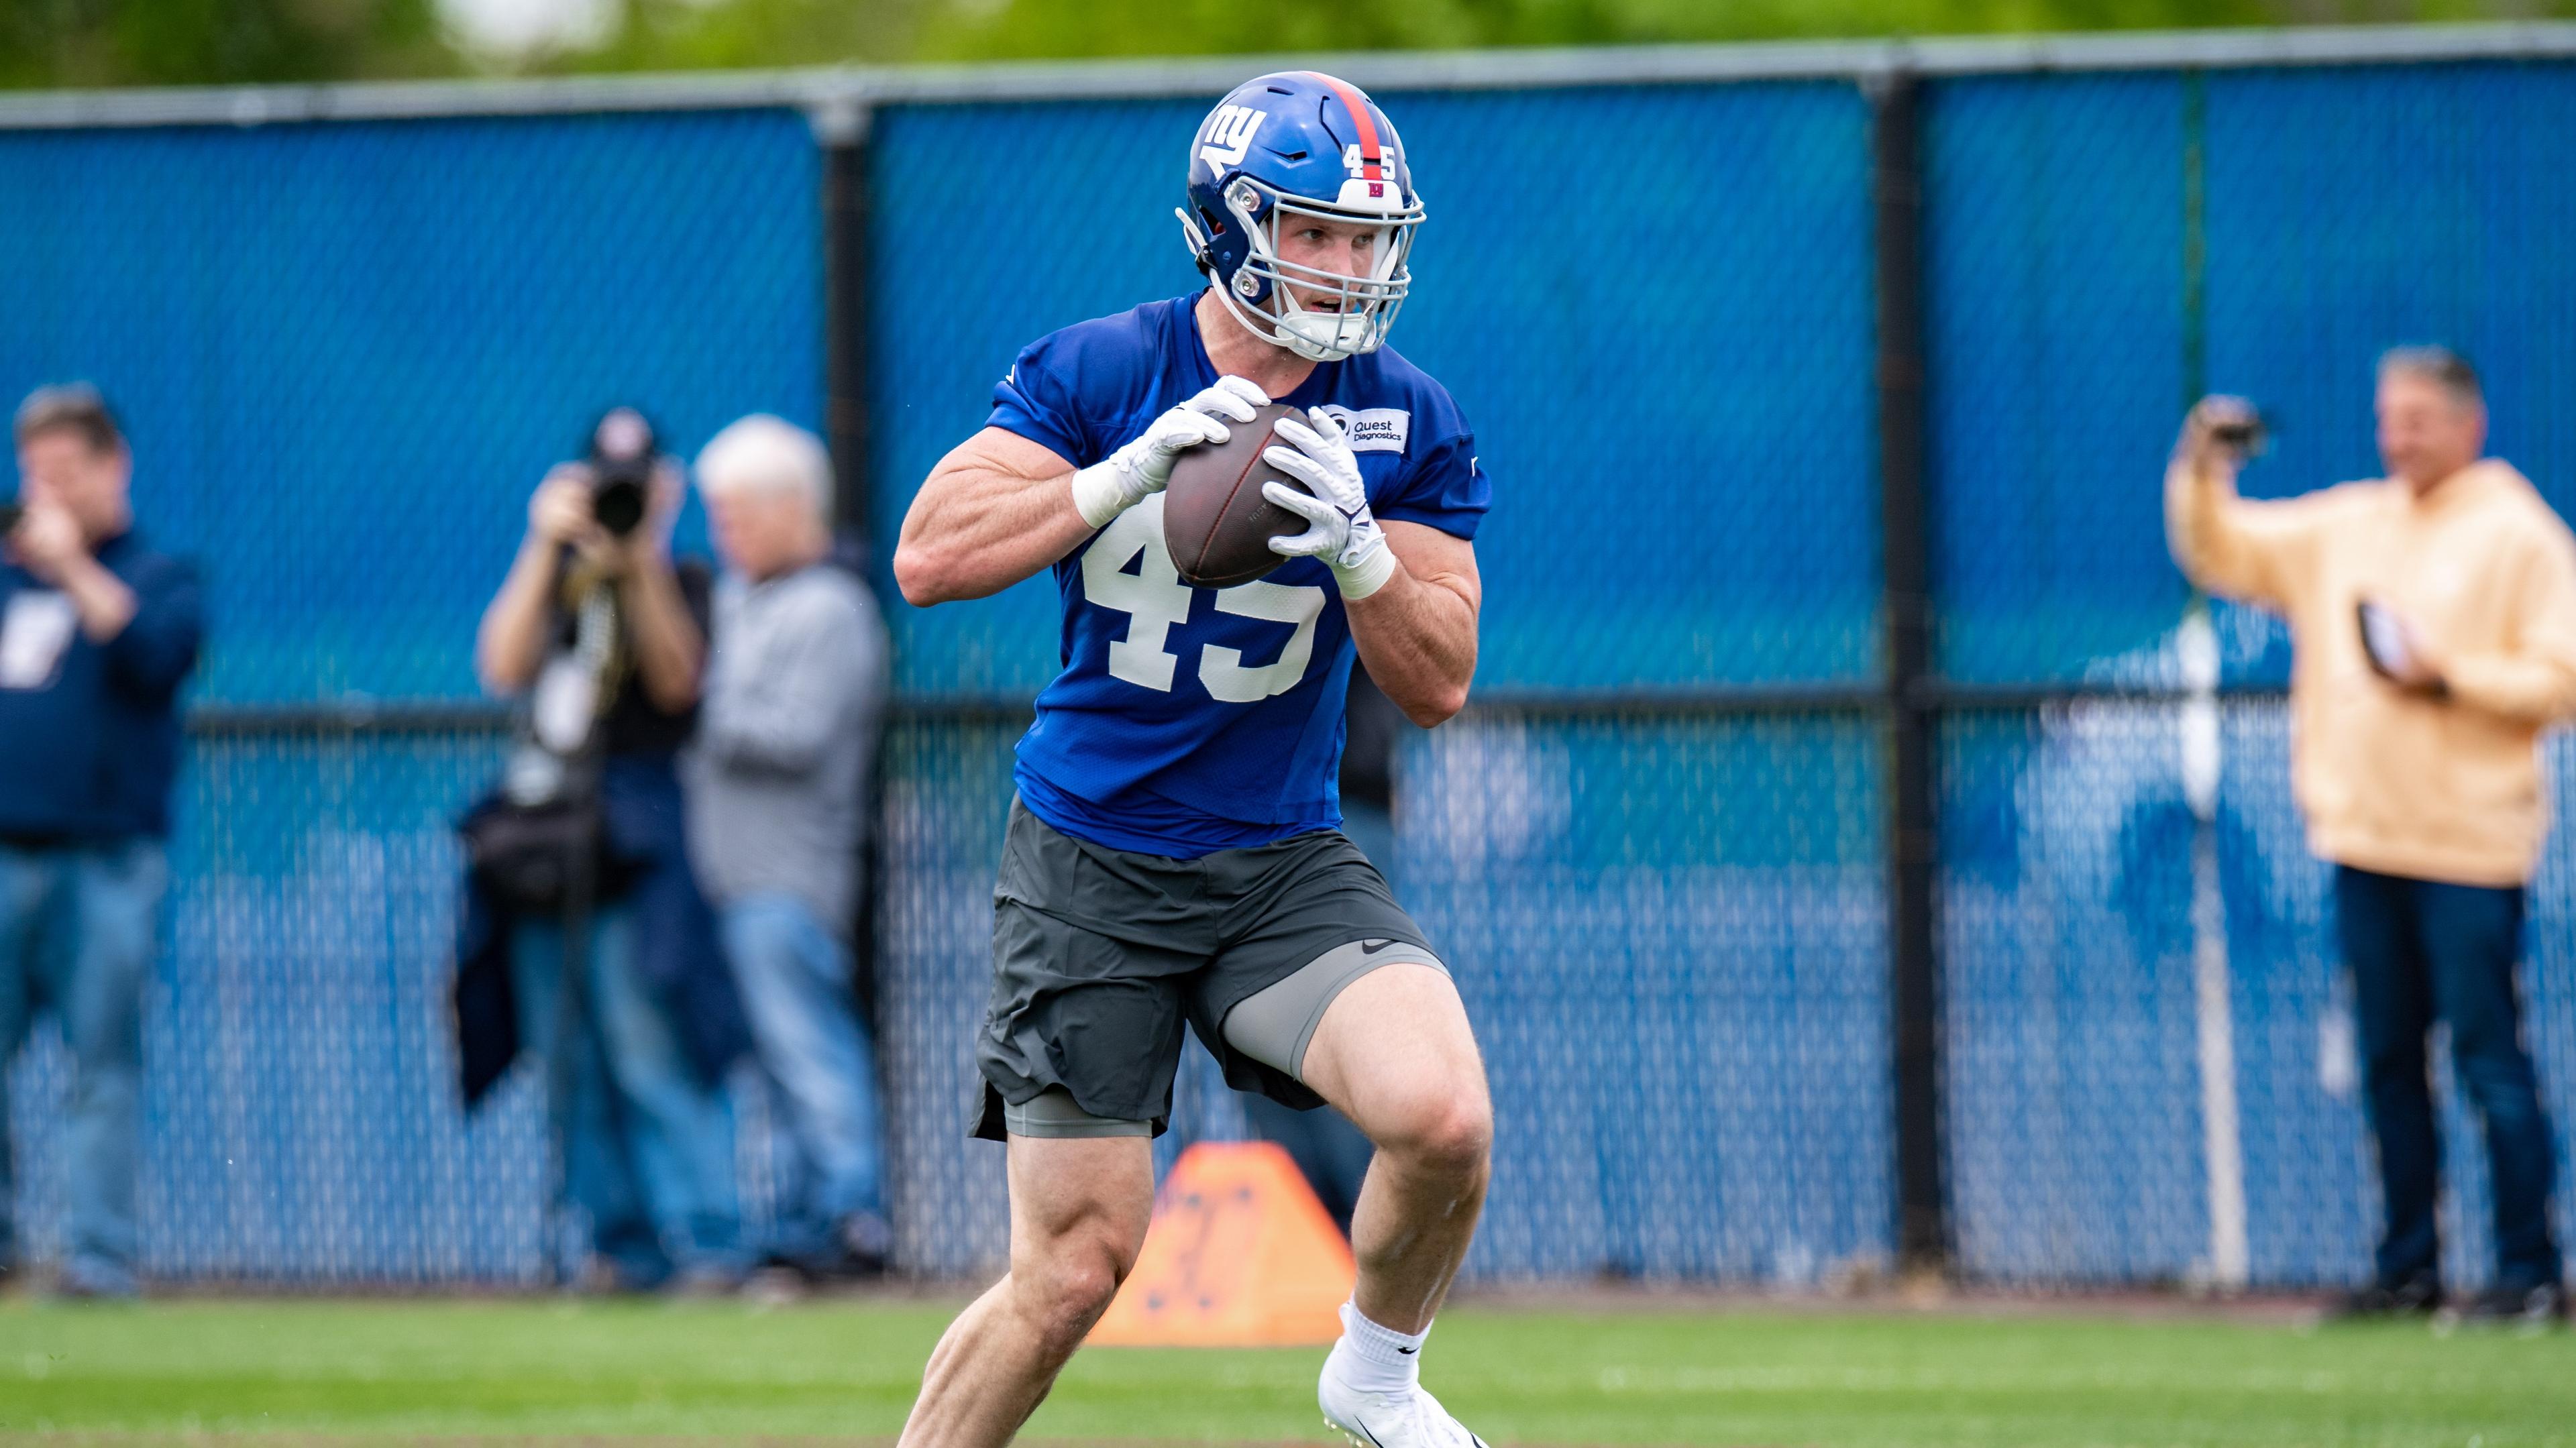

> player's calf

[
  {"left": 1297, "top": 962, "right": 1494, "bottom": 1443},
  {"left": 1348, "top": 1080, "right": 1491, "bottom": 1287},
  {"left": 898, "top": 1135, "right": 1151, "bottom": 1448},
  {"left": 1346, "top": 1091, "right": 1490, "bottom": 1334},
  {"left": 900, "top": 1229, "right": 1139, "bottom": 1448}
]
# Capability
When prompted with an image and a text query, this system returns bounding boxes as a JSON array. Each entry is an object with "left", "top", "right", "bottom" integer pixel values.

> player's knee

[
  {"left": 1382, "top": 1086, "right": 1492, "bottom": 1179},
  {"left": 1017, "top": 1231, "right": 1134, "bottom": 1353},
  {"left": 1427, "top": 1093, "right": 1495, "bottom": 1178}
]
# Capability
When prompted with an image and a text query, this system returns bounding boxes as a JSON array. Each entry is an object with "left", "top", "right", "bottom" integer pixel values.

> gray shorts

[{"left": 973, "top": 796, "right": 1446, "bottom": 1140}]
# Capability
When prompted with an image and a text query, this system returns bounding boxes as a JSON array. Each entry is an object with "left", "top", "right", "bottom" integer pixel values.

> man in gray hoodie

[{"left": 688, "top": 414, "right": 894, "bottom": 1278}]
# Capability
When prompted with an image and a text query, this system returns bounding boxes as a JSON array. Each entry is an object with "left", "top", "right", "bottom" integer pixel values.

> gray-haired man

[{"left": 687, "top": 414, "right": 894, "bottom": 1277}]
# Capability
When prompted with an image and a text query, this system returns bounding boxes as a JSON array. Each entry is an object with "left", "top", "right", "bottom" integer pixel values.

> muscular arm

[
  {"left": 1346, "top": 521, "right": 1479, "bottom": 727},
  {"left": 894, "top": 428, "right": 1092, "bottom": 606},
  {"left": 897, "top": 416, "right": 1479, "bottom": 720}
]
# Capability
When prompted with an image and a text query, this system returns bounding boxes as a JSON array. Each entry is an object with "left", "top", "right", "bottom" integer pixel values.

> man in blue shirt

[
  {"left": 893, "top": 73, "right": 1493, "bottom": 1448},
  {"left": 0, "top": 385, "right": 203, "bottom": 1298}
]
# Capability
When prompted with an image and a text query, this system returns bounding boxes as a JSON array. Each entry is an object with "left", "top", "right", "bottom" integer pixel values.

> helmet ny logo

[
  {"left": 1341, "top": 142, "right": 1391, "bottom": 198},
  {"left": 1198, "top": 105, "right": 1265, "bottom": 174}
]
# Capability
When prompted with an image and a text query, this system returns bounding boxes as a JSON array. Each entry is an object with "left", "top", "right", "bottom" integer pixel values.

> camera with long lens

[{"left": 585, "top": 407, "right": 659, "bottom": 538}]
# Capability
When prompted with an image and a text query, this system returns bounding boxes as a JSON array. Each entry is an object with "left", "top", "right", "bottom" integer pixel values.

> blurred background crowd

[{"left": 5, "top": 0, "right": 2576, "bottom": 1321}]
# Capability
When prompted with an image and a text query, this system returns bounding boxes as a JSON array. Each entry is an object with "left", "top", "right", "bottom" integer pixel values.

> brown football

[{"left": 1163, "top": 400, "right": 1309, "bottom": 590}]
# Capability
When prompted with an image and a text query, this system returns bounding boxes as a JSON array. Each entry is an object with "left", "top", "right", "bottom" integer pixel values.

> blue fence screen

[{"left": 3, "top": 53, "right": 2575, "bottom": 1288}]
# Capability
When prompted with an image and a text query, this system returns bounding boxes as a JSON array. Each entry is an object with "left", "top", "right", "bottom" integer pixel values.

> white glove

[
  {"left": 1262, "top": 406, "right": 1397, "bottom": 600},
  {"left": 1070, "top": 376, "right": 1270, "bottom": 528}
]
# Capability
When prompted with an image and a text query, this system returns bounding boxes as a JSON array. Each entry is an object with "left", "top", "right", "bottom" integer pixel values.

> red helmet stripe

[{"left": 1303, "top": 71, "right": 1385, "bottom": 182}]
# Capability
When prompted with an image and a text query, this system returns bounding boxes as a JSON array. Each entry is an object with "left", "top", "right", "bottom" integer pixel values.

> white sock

[{"left": 1325, "top": 1300, "right": 1429, "bottom": 1398}]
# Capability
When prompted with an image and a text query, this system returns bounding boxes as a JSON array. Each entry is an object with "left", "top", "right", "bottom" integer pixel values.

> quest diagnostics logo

[{"left": 1318, "top": 406, "right": 1409, "bottom": 455}]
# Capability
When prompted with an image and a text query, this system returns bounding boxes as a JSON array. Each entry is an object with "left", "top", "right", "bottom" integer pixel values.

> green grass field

[{"left": 1, "top": 1295, "right": 2570, "bottom": 1446}]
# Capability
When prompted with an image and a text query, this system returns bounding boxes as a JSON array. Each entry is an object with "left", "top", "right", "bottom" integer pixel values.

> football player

[{"left": 892, "top": 72, "right": 1492, "bottom": 1448}]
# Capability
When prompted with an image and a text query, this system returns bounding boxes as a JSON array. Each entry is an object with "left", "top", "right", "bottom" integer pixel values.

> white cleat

[{"left": 1320, "top": 1373, "right": 1491, "bottom": 1448}]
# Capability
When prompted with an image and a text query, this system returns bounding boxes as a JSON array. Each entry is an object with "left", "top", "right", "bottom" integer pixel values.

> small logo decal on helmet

[{"left": 1199, "top": 105, "right": 1265, "bottom": 176}]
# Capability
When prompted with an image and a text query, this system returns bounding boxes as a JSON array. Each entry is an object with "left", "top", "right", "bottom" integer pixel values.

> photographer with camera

[
  {"left": 0, "top": 384, "right": 202, "bottom": 1298},
  {"left": 2168, "top": 349, "right": 2576, "bottom": 1327},
  {"left": 464, "top": 409, "right": 747, "bottom": 1294}
]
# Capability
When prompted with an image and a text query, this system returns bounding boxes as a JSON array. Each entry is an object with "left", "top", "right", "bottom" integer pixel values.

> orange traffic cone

[{"left": 1089, "top": 1140, "right": 1357, "bottom": 1347}]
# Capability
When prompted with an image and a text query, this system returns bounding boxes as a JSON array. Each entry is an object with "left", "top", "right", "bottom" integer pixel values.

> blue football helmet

[{"left": 1179, "top": 72, "right": 1425, "bottom": 363}]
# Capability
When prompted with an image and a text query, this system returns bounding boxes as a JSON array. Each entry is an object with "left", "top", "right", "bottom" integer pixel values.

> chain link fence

[
  {"left": 1922, "top": 58, "right": 2576, "bottom": 1286},
  {"left": 3, "top": 35, "right": 2575, "bottom": 1289}
]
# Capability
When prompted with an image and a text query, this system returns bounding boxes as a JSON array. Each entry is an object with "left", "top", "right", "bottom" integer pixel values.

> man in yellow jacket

[{"left": 2169, "top": 347, "right": 2576, "bottom": 1327}]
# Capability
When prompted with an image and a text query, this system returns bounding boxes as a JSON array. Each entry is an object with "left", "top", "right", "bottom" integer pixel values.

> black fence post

[
  {"left": 812, "top": 93, "right": 892, "bottom": 1043},
  {"left": 1870, "top": 66, "right": 1949, "bottom": 1274},
  {"left": 815, "top": 95, "right": 873, "bottom": 557}
]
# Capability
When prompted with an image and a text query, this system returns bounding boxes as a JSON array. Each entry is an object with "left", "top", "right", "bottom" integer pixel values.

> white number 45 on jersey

[{"left": 1082, "top": 495, "right": 1325, "bottom": 703}]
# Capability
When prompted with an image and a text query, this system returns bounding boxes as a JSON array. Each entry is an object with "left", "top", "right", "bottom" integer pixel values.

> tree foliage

[
  {"left": 0, "top": 0, "right": 451, "bottom": 89},
  {"left": 0, "top": 0, "right": 2559, "bottom": 90}
]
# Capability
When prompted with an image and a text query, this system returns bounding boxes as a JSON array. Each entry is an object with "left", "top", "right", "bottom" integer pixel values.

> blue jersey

[{"left": 989, "top": 294, "right": 1489, "bottom": 858}]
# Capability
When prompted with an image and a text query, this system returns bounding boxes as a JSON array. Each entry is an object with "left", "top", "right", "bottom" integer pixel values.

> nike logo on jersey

[
  {"left": 1360, "top": 939, "right": 1399, "bottom": 955},
  {"left": 1395, "top": 1344, "right": 1417, "bottom": 1354}
]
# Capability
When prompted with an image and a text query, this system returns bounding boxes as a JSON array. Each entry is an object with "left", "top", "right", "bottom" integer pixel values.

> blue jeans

[
  {"left": 511, "top": 906, "right": 744, "bottom": 1286},
  {"left": 720, "top": 894, "right": 885, "bottom": 1265},
  {"left": 2335, "top": 866, "right": 2563, "bottom": 1291},
  {"left": 0, "top": 839, "right": 167, "bottom": 1294}
]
